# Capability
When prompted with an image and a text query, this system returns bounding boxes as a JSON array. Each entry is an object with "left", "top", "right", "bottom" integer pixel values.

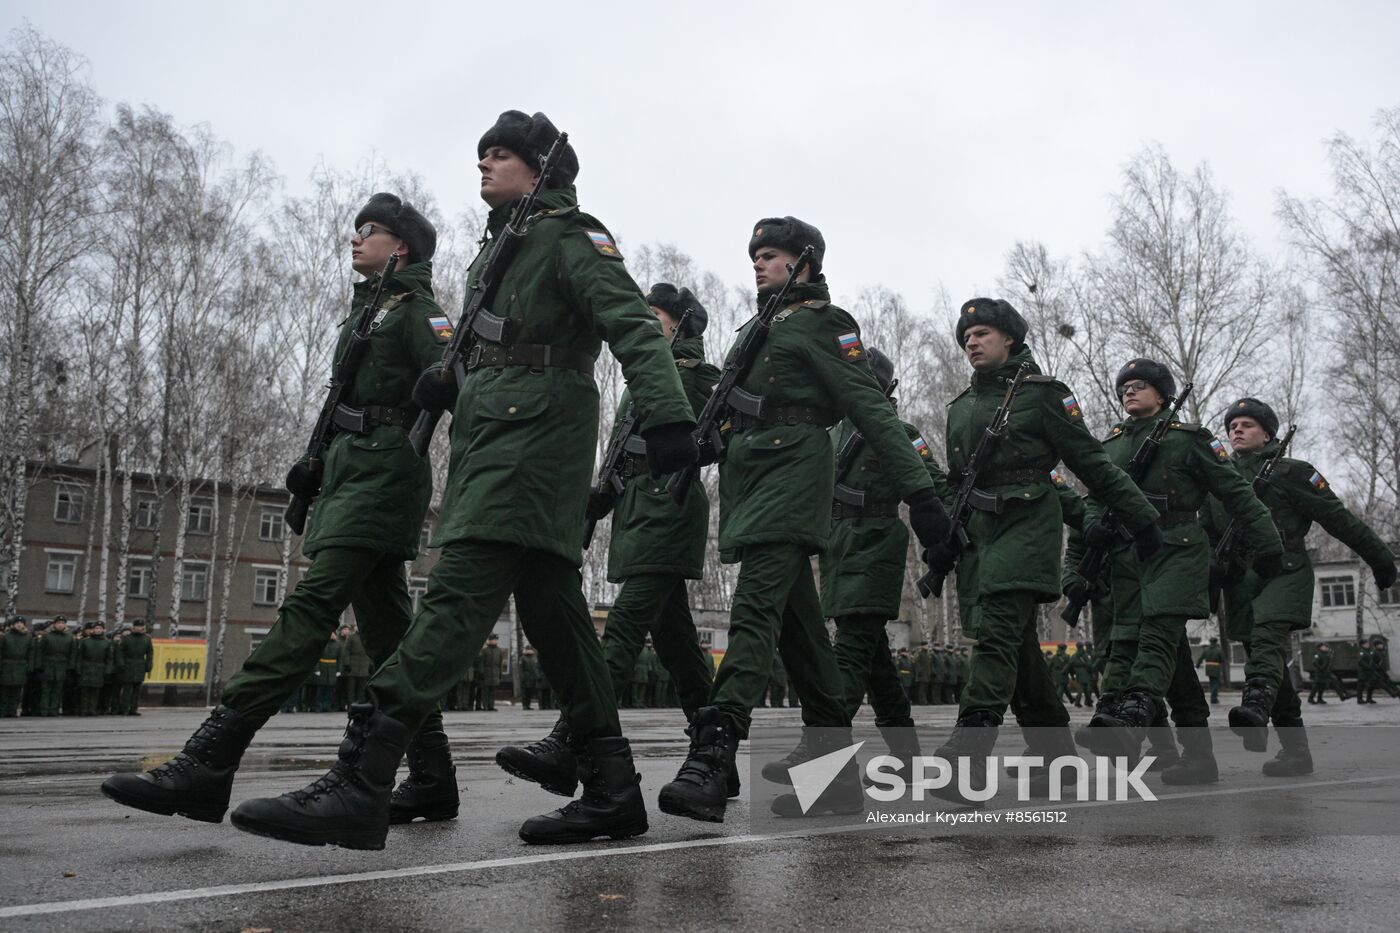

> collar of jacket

[
  {"left": 486, "top": 185, "right": 579, "bottom": 235},
  {"left": 971, "top": 346, "right": 1041, "bottom": 388},
  {"left": 1117, "top": 408, "right": 1170, "bottom": 435},
  {"left": 353, "top": 259, "right": 435, "bottom": 299},
  {"left": 1235, "top": 437, "right": 1278, "bottom": 465},
  {"left": 754, "top": 277, "right": 830, "bottom": 312},
  {"left": 672, "top": 335, "right": 705, "bottom": 360}
]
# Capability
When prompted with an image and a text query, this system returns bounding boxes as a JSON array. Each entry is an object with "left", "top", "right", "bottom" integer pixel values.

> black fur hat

[
  {"left": 867, "top": 346, "right": 896, "bottom": 392},
  {"left": 748, "top": 216, "right": 825, "bottom": 276},
  {"left": 354, "top": 193, "right": 437, "bottom": 263},
  {"left": 1223, "top": 397, "right": 1279, "bottom": 439},
  {"left": 477, "top": 110, "right": 578, "bottom": 188},
  {"left": 645, "top": 283, "right": 708, "bottom": 337},
  {"left": 1116, "top": 358, "right": 1177, "bottom": 403},
  {"left": 955, "top": 298, "right": 1028, "bottom": 351}
]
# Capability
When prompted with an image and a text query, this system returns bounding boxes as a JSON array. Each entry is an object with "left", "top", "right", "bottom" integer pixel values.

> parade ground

[{"left": 3, "top": 703, "right": 1400, "bottom": 931}]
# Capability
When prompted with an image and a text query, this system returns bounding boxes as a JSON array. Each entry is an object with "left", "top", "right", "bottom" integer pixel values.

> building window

[
  {"left": 135, "top": 495, "right": 159, "bottom": 530},
  {"left": 259, "top": 507, "right": 284, "bottom": 543},
  {"left": 180, "top": 562, "right": 209, "bottom": 601},
  {"left": 1230, "top": 643, "right": 1248, "bottom": 665},
  {"left": 127, "top": 561, "right": 153, "bottom": 599},
  {"left": 1319, "top": 576, "right": 1356, "bottom": 608},
  {"left": 419, "top": 522, "right": 433, "bottom": 554},
  {"left": 54, "top": 484, "right": 84, "bottom": 523},
  {"left": 187, "top": 498, "right": 214, "bottom": 535},
  {"left": 247, "top": 627, "right": 270, "bottom": 653},
  {"left": 253, "top": 567, "right": 279, "bottom": 606},
  {"left": 409, "top": 576, "right": 428, "bottom": 612},
  {"left": 1380, "top": 585, "right": 1400, "bottom": 606},
  {"left": 45, "top": 552, "right": 78, "bottom": 593}
]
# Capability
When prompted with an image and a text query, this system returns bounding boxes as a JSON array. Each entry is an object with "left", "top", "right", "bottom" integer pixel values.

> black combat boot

[
  {"left": 866, "top": 718, "right": 923, "bottom": 789},
  {"left": 658, "top": 706, "right": 736, "bottom": 823},
  {"left": 1144, "top": 708, "right": 1179, "bottom": 773},
  {"left": 1096, "top": 691, "right": 1157, "bottom": 760},
  {"left": 760, "top": 727, "right": 813, "bottom": 784},
  {"left": 771, "top": 726, "right": 866, "bottom": 817},
  {"left": 1261, "top": 717, "right": 1313, "bottom": 777},
  {"left": 1228, "top": 676, "right": 1277, "bottom": 752},
  {"left": 1160, "top": 725, "right": 1219, "bottom": 785},
  {"left": 101, "top": 705, "right": 260, "bottom": 823},
  {"left": 230, "top": 704, "right": 409, "bottom": 850},
  {"left": 495, "top": 716, "right": 580, "bottom": 797},
  {"left": 1074, "top": 692, "right": 1121, "bottom": 755},
  {"left": 1019, "top": 727, "right": 1084, "bottom": 799},
  {"left": 518, "top": 736, "right": 649, "bottom": 844},
  {"left": 389, "top": 730, "right": 460, "bottom": 824},
  {"left": 930, "top": 710, "right": 1000, "bottom": 808}
]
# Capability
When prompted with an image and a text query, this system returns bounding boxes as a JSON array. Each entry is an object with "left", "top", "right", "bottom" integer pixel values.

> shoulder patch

[
  {"left": 835, "top": 331, "right": 867, "bottom": 362},
  {"left": 1209, "top": 437, "right": 1231, "bottom": 462},
  {"left": 427, "top": 314, "right": 454, "bottom": 343},
  {"left": 1049, "top": 467, "right": 1067, "bottom": 487},
  {"left": 801, "top": 298, "right": 830, "bottom": 310},
  {"left": 1308, "top": 469, "right": 1328, "bottom": 491},
  {"left": 912, "top": 434, "right": 933, "bottom": 460},
  {"left": 583, "top": 229, "right": 622, "bottom": 259},
  {"left": 1061, "top": 394, "right": 1083, "bottom": 419},
  {"left": 947, "top": 385, "right": 972, "bottom": 407},
  {"left": 1167, "top": 421, "right": 1202, "bottom": 432},
  {"left": 1024, "top": 374, "right": 1059, "bottom": 383},
  {"left": 1103, "top": 424, "right": 1125, "bottom": 442}
]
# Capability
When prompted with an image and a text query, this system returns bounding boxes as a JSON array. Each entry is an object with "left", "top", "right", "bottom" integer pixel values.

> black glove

[
  {"left": 922, "top": 543, "right": 959, "bottom": 577},
  {"left": 642, "top": 422, "right": 698, "bottom": 478},
  {"left": 1082, "top": 521, "right": 1119, "bottom": 550},
  {"left": 412, "top": 362, "right": 459, "bottom": 414},
  {"left": 285, "top": 460, "right": 321, "bottom": 499},
  {"left": 905, "top": 488, "right": 952, "bottom": 550},
  {"left": 1062, "top": 574, "right": 1091, "bottom": 607},
  {"left": 1252, "top": 551, "right": 1284, "bottom": 580},
  {"left": 586, "top": 488, "right": 616, "bottom": 523},
  {"left": 695, "top": 434, "right": 721, "bottom": 467},
  {"left": 1375, "top": 561, "right": 1398, "bottom": 592},
  {"left": 1132, "top": 523, "right": 1164, "bottom": 561}
]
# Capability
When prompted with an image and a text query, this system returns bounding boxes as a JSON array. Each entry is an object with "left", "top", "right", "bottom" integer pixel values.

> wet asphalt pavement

[{"left": 3, "top": 701, "right": 1400, "bottom": 932}]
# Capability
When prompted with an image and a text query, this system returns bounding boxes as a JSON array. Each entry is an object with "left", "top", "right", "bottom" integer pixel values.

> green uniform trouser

[
  {"left": 117, "top": 681, "right": 141, "bottom": 714},
  {"left": 767, "top": 683, "right": 786, "bottom": 707},
  {"left": 1101, "top": 615, "right": 1190, "bottom": 698},
  {"left": 481, "top": 682, "right": 497, "bottom": 711},
  {"left": 708, "top": 543, "right": 848, "bottom": 738},
  {"left": 369, "top": 540, "right": 621, "bottom": 740},
  {"left": 960, "top": 591, "right": 1068, "bottom": 726},
  {"left": 1162, "top": 633, "right": 1210, "bottom": 727},
  {"left": 40, "top": 680, "right": 65, "bottom": 716},
  {"left": 1242, "top": 618, "right": 1291, "bottom": 687},
  {"left": 0, "top": 685, "right": 21, "bottom": 716},
  {"left": 220, "top": 546, "right": 442, "bottom": 735},
  {"left": 833, "top": 615, "right": 912, "bottom": 726},
  {"left": 79, "top": 686, "right": 101, "bottom": 715}
]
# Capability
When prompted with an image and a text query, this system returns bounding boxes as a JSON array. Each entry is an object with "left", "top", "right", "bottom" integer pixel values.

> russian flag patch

[
  {"left": 585, "top": 229, "right": 621, "bottom": 258},
  {"left": 836, "top": 331, "right": 866, "bottom": 361},
  {"left": 1210, "top": 438, "right": 1230, "bottom": 462},
  {"left": 1061, "top": 395, "right": 1082, "bottom": 419},
  {"left": 428, "top": 314, "right": 454, "bottom": 342},
  {"left": 1309, "top": 470, "right": 1327, "bottom": 491},
  {"left": 1050, "top": 467, "right": 1066, "bottom": 487},
  {"left": 912, "top": 435, "right": 931, "bottom": 459}
]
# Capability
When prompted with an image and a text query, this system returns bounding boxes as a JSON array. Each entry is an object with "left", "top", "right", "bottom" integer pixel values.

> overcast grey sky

[{"left": 7, "top": 1, "right": 1400, "bottom": 314}]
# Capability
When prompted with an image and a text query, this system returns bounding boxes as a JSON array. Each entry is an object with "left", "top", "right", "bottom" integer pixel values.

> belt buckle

[{"left": 466, "top": 344, "right": 483, "bottom": 371}]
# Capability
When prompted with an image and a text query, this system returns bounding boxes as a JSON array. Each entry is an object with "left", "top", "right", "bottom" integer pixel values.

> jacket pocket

[{"left": 477, "top": 389, "right": 551, "bottom": 423}]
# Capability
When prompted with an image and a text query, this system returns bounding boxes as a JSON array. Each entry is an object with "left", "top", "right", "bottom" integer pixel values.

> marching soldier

[
  {"left": 923, "top": 300, "right": 1161, "bottom": 805},
  {"left": 1207, "top": 398, "right": 1396, "bottom": 774},
  {"left": 1359, "top": 636, "right": 1397, "bottom": 703},
  {"left": 1067, "top": 360, "right": 1280, "bottom": 765},
  {"left": 38, "top": 616, "right": 76, "bottom": 717},
  {"left": 1, "top": 617, "right": 32, "bottom": 717},
  {"left": 115, "top": 618, "right": 153, "bottom": 715},
  {"left": 1307, "top": 642, "right": 1346, "bottom": 704},
  {"left": 498, "top": 283, "right": 722, "bottom": 793},
  {"left": 225, "top": 111, "right": 698, "bottom": 848},
  {"left": 658, "top": 216, "right": 949, "bottom": 823},
  {"left": 103, "top": 191, "right": 463, "bottom": 826},
  {"left": 76, "top": 621, "right": 112, "bottom": 716}
]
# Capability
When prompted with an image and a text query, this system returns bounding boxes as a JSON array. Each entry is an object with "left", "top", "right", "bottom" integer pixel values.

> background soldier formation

[
  {"left": 97, "top": 109, "right": 1398, "bottom": 852},
  {"left": 0, "top": 614, "right": 152, "bottom": 717}
]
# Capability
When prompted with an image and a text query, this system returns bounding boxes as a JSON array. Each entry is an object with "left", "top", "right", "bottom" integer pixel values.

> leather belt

[
  {"left": 729, "top": 405, "right": 839, "bottom": 432},
  {"left": 332, "top": 404, "right": 413, "bottom": 435},
  {"left": 832, "top": 501, "right": 900, "bottom": 521},
  {"left": 973, "top": 468, "right": 1051, "bottom": 487},
  {"left": 1158, "top": 511, "right": 1198, "bottom": 527},
  {"left": 466, "top": 342, "right": 594, "bottom": 374}
]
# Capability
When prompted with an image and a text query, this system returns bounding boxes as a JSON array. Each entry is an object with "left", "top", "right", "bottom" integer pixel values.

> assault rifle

[
  {"left": 584, "top": 310, "right": 692, "bottom": 547},
  {"left": 830, "top": 375, "right": 900, "bottom": 509},
  {"left": 1060, "top": 383, "right": 1195, "bottom": 626},
  {"left": 1208, "top": 423, "right": 1296, "bottom": 613},
  {"left": 408, "top": 130, "right": 571, "bottom": 456},
  {"left": 666, "top": 246, "right": 815, "bottom": 505},
  {"left": 916, "top": 363, "right": 1031, "bottom": 599},
  {"left": 285, "top": 252, "right": 400, "bottom": 535}
]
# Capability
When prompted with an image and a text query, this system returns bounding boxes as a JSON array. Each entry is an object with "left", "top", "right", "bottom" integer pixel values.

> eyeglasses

[
  {"left": 354, "top": 223, "right": 393, "bottom": 241},
  {"left": 1119, "top": 379, "right": 1151, "bottom": 396}
]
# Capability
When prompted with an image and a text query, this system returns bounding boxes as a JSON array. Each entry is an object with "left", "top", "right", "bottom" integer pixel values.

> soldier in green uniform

[
  {"left": 228, "top": 111, "right": 697, "bottom": 849},
  {"left": 913, "top": 642, "right": 932, "bottom": 705},
  {"left": 629, "top": 643, "right": 651, "bottom": 708},
  {"left": 519, "top": 646, "right": 540, "bottom": 710},
  {"left": 314, "top": 634, "right": 339, "bottom": 712},
  {"left": 500, "top": 283, "right": 722, "bottom": 783},
  {"left": 1197, "top": 637, "right": 1225, "bottom": 704},
  {"left": 103, "top": 191, "right": 462, "bottom": 826},
  {"left": 1356, "top": 640, "right": 1380, "bottom": 703},
  {"left": 22, "top": 620, "right": 44, "bottom": 717},
  {"left": 1067, "top": 360, "right": 1280, "bottom": 762},
  {"left": 339, "top": 625, "right": 371, "bottom": 706},
  {"left": 1370, "top": 636, "right": 1397, "bottom": 699},
  {"left": 38, "top": 616, "right": 75, "bottom": 717},
  {"left": 1071, "top": 642, "right": 1097, "bottom": 707},
  {"left": 928, "top": 645, "right": 946, "bottom": 705},
  {"left": 76, "top": 621, "right": 112, "bottom": 716},
  {"left": 896, "top": 649, "right": 915, "bottom": 701},
  {"left": 115, "top": 618, "right": 153, "bottom": 715},
  {"left": 1207, "top": 398, "right": 1396, "bottom": 774},
  {"left": 658, "top": 217, "right": 949, "bottom": 824},
  {"left": 479, "top": 633, "right": 503, "bottom": 712},
  {"left": 1049, "top": 644, "right": 1073, "bottom": 705},
  {"left": 1306, "top": 642, "right": 1345, "bottom": 704},
  {"left": 468, "top": 647, "right": 486, "bottom": 710},
  {"left": 923, "top": 301, "right": 1162, "bottom": 805},
  {"left": 766, "top": 651, "right": 787, "bottom": 708},
  {"left": 652, "top": 647, "right": 672, "bottom": 707},
  {"left": 1, "top": 617, "right": 32, "bottom": 717},
  {"left": 99, "top": 628, "right": 121, "bottom": 714}
]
